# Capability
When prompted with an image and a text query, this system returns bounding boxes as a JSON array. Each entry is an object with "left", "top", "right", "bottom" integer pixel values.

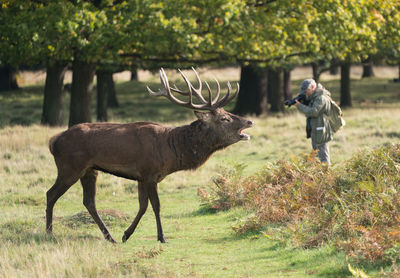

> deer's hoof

[
  {"left": 122, "top": 233, "right": 128, "bottom": 243},
  {"left": 105, "top": 234, "right": 117, "bottom": 244}
]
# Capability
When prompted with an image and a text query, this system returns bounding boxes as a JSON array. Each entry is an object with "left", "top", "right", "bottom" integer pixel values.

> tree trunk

[
  {"left": 267, "top": 68, "right": 284, "bottom": 112},
  {"left": 96, "top": 70, "right": 109, "bottom": 122},
  {"left": 69, "top": 60, "right": 96, "bottom": 127},
  {"left": 107, "top": 72, "right": 119, "bottom": 108},
  {"left": 0, "top": 65, "right": 19, "bottom": 91},
  {"left": 340, "top": 62, "right": 352, "bottom": 107},
  {"left": 329, "top": 59, "right": 339, "bottom": 75},
  {"left": 311, "top": 62, "right": 322, "bottom": 83},
  {"left": 395, "top": 62, "right": 400, "bottom": 82},
  {"left": 398, "top": 62, "right": 400, "bottom": 81},
  {"left": 233, "top": 65, "right": 267, "bottom": 116},
  {"left": 130, "top": 68, "right": 138, "bottom": 81},
  {"left": 361, "top": 61, "right": 375, "bottom": 78},
  {"left": 41, "top": 62, "right": 68, "bottom": 126},
  {"left": 283, "top": 69, "right": 292, "bottom": 101},
  {"left": 329, "top": 64, "right": 339, "bottom": 75}
]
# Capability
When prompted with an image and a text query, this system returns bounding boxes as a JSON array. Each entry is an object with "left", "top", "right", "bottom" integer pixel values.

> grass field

[{"left": 0, "top": 67, "right": 399, "bottom": 277}]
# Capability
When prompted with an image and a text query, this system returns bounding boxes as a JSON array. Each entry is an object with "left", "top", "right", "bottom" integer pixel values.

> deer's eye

[{"left": 220, "top": 117, "right": 231, "bottom": 122}]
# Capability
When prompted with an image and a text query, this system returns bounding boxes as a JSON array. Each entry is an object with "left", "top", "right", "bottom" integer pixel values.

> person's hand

[{"left": 294, "top": 100, "right": 300, "bottom": 106}]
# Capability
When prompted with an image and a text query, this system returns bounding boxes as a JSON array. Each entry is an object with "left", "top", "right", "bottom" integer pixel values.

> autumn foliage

[{"left": 199, "top": 144, "right": 400, "bottom": 263}]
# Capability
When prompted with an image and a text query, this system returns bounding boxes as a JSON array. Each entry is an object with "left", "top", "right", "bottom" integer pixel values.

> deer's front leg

[
  {"left": 122, "top": 182, "right": 149, "bottom": 242},
  {"left": 148, "top": 182, "right": 166, "bottom": 243}
]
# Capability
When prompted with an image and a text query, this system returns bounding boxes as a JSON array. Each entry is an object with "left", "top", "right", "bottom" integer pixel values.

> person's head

[{"left": 300, "top": 79, "right": 317, "bottom": 98}]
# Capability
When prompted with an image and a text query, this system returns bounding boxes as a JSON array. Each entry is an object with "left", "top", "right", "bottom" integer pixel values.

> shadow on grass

[
  {"left": 192, "top": 205, "right": 218, "bottom": 216},
  {"left": 163, "top": 205, "right": 218, "bottom": 219}
]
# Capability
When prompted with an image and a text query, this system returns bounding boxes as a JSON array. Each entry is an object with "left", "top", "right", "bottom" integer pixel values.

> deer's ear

[{"left": 194, "top": 111, "right": 212, "bottom": 123}]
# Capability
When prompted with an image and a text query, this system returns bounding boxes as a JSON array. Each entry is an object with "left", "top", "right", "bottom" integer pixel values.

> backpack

[{"left": 327, "top": 97, "right": 345, "bottom": 133}]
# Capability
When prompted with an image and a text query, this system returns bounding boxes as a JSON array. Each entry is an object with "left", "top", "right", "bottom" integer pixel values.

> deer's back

[{"left": 50, "top": 122, "right": 174, "bottom": 181}]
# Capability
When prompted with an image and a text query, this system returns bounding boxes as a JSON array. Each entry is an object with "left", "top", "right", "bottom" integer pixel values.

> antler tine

[
  {"left": 214, "top": 81, "right": 240, "bottom": 108},
  {"left": 228, "top": 82, "right": 240, "bottom": 102},
  {"left": 214, "top": 81, "right": 230, "bottom": 107},
  {"left": 210, "top": 77, "right": 221, "bottom": 106},
  {"left": 146, "top": 68, "right": 167, "bottom": 96},
  {"left": 148, "top": 68, "right": 214, "bottom": 110},
  {"left": 169, "top": 69, "right": 190, "bottom": 96},
  {"left": 147, "top": 68, "right": 191, "bottom": 106},
  {"left": 171, "top": 84, "right": 189, "bottom": 96},
  {"left": 170, "top": 67, "right": 203, "bottom": 99},
  {"left": 148, "top": 68, "right": 239, "bottom": 111},
  {"left": 176, "top": 68, "right": 208, "bottom": 104},
  {"left": 161, "top": 68, "right": 195, "bottom": 106},
  {"left": 190, "top": 67, "right": 206, "bottom": 103},
  {"left": 160, "top": 68, "right": 170, "bottom": 93},
  {"left": 204, "top": 81, "right": 213, "bottom": 107}
]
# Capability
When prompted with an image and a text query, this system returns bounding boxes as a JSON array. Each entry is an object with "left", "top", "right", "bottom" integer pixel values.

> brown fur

[{"left": 46, "top": 108, "right": 252, "bottom": 243}]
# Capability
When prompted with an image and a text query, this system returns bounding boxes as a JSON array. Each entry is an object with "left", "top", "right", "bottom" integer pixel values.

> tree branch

[
  {"left": 246, "top": 0, "right": 278, "bottom": 7},
  {"left": 120, "top": 50, "right": 312, "bottom": 65}
]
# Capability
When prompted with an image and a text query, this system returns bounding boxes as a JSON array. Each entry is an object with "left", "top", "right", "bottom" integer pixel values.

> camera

[{"left": 284, "top": 94, "right": 309, "bottom": 107}]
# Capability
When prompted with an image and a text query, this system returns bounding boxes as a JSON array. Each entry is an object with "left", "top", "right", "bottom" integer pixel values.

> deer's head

[{"left": 147, "top": 68, "right": 253, "bottom": 145}]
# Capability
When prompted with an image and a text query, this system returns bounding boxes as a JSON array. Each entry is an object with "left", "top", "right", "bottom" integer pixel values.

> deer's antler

[{"left": 146, "top": 67, "right": 239, "bottom": 111}]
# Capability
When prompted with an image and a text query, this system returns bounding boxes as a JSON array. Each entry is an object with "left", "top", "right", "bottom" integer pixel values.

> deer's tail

[{"left": 49, "top": 133, "right": 62, "bottom": 155}]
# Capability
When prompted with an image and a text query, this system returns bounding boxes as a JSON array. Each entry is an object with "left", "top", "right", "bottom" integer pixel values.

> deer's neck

[{"left": 168, "top": 120, "right": 223, "bottom": 171}]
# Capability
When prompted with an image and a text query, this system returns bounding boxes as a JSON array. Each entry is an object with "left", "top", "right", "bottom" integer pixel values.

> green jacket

[{"left": 297, "top": 84, "right": 333, "bottom": 148}]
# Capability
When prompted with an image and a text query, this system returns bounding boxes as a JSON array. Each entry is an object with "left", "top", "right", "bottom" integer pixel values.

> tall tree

[
  {"left": 375, "top": 1, "right": 400, "bottom": 80},
  {"left": 41, "top": 62, "right": 68, "bottom": 126},
  {"left": 267, "top": 67, "right": 284, "bottom": 112},
  {"left": 361, "top": 59, "right": 375, "bottom": 78},
  {"left": 310, "top": 0, "right": 384, "bottom": 106},
  {"left": 2, "top": 0, "right": 399, "bottom": 118},
  {"left": 282, "top": 68, "right": 292, "bottom": 101},
  {"left": 106, "top": 72, "right": 119, "bottom": 108},
  {"left": 340, "top": 62, "right": 352, "bottom": 107},
  {"left": 96, "top": 70, "right": 114, "bottom": 121},
  {"left": 69, "top": 60, "right": 96, "bottom": 127},
  {"left": 233, "top": 64, "right": 267, "bottom": 116},
  {"left": 0, "top": 65, "right": 19, "bottom": 91}
]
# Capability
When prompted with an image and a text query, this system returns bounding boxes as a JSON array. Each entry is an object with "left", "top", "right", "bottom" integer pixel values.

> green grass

[{"left": 0, "top": 70, "right": 400, "bottom": 277}]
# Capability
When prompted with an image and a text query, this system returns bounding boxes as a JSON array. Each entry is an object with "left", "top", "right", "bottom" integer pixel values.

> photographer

[{"left": 294, "top": 79, "right": 333, "bottom": 165}]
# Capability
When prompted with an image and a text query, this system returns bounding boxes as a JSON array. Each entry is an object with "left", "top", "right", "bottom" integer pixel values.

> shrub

[
  {"left": 198, "top": 162, "right": 247, "bottom": 211},
  {"left": 199, "top": 144, "right": 400, "bottom": 263}
]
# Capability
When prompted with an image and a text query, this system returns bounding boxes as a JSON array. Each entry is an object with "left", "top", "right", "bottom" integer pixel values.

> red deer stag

[{"left": 46, "top": 68, "right": 253, "bottom": 243}]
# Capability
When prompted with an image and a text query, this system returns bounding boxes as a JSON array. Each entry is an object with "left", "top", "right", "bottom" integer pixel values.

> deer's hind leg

[
  {"left": 46, "top": 170, "right": 81, "bottom": 234},
  {"left": 80, "top": 169, "right": 116, "bottom": 243}
]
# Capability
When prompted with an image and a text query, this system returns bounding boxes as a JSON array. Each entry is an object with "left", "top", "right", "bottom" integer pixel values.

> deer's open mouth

[
  {"left": 238, "top": 128, "right": 250, "bottom": 140},
  {"left": 238, "top": 120, "right": 253, "bottom": 140}
]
